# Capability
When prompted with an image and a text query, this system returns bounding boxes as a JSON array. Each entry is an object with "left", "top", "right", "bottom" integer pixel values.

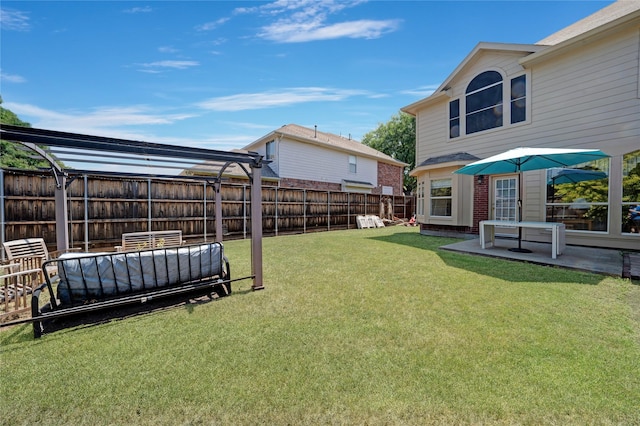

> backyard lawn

[{"left": 1, "top": 226, "right": 639, "bottom": 425}]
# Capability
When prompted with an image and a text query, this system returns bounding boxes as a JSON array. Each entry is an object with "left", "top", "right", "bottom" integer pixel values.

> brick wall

[
  {"left": 279, "top": 177, "right": 341, "bottom": 191},
  {"left": 472, "top": 177, "right": 489, "bottom": 234},
  {"left": 376, "top": 162, "right": 404, "bottom": 195}
]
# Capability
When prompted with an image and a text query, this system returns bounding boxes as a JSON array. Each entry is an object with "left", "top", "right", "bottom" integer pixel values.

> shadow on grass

[
  {"left": 0, "top": 290, "right": 230, "bottom": 346},
  {"left": 369, "top": 232, "right": 602, "bottom": 285}
]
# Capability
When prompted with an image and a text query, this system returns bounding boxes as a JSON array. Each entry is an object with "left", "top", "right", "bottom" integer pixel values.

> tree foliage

[
  {"left": 362, "top": 112, "right": 416, "bottom": 194},
  {"left": 0, "top": 96, "right": 53, "bottom": 169}
]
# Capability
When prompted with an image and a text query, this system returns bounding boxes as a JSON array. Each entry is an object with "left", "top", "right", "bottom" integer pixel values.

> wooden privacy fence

[{"left": 1, "top": 169, "right": 415, "bottom": 251}]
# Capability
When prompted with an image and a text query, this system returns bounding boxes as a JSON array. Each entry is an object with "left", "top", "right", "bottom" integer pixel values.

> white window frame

[
  {"left": 348, "top": 155, "right": 357, "bottom": 174},
  {"left": 430, "top": 178, "right": 452, "bottom": 217},
  {"left": 417, "top": 180, "right": 424, "bottom": 216},
  {"left": 449, "top": 69, "right": 530, "bottom": 139},
  {"left": 266, "top": 140, "right": 275, "bottom": 160}
]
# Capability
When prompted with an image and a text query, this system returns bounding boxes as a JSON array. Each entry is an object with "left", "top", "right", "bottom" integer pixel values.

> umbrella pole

[{"left": 509, "top": 172, "right": 531, "bottom": 254}]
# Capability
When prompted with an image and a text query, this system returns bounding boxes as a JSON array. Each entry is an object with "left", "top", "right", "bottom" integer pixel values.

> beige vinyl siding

[
  {"left": 411, "top": 22, "right": 639, "bottom": 249},
  {"left": 278, "top": 138, "right": 377, "bottom": 185},
  {"left": 417, "top": 30, "right": 638, "bottom": 164},
  {"left": 414, "top": 51, "right": 533, "bottom": 165}
]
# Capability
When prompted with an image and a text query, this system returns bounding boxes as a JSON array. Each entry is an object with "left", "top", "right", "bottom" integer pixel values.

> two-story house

[
  {"left": 402, "top": 0, "right": 639, "bottom": 251},
  {"left": 243, "top": 124, "right": 407, "bottom": 196}
]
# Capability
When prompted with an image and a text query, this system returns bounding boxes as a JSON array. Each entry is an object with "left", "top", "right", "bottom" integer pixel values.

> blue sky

[{"left": 1, "top": 0, "right": 613, "bottom": 152}]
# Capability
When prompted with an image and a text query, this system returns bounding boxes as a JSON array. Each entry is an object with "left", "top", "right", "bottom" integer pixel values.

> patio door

[{"left": 492, "top": 176, "right": 518, "bottom": 237}]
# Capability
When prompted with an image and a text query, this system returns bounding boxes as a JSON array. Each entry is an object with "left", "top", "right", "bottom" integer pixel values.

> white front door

[{"left": 493, "top": 176, "right": 518, "bottom": 237}]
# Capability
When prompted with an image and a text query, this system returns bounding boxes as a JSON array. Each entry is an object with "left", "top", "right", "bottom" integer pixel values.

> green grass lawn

[{"left": 2, "top": 226, "right": 639, "bottom": 425}]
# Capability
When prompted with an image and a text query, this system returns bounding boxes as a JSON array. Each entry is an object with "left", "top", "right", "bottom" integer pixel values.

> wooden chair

[
  {"left": 3, "top": 238, "right": 55, "bottom": 276},
  {"left": 1, "top": 238, "right": 81, "bottom": 320},
  {"left": 2, "top": 237, "right": 81, "bottom": 279},
  {"left": 1, "top": 259, "right": 42, "bottom": 319}
]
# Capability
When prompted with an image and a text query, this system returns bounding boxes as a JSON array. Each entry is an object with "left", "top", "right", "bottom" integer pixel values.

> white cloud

[
  {"left": 0, "top": 8, "right": 30, "bottom": 31},
  {"left": 137, "top": 60, "right": 199, "bottom": 72},
  {"left": 124, "top": 6, "right": 152, "bottom": 14},
  {"left": 401, "top": 85, "right": 438, "bottom": 98},
  {"left": 246, "top": 0, "right": 400, "bottom": 43},
  {"left": 0, "top": 71, "right": 26, "bottom": 83},
  {"left": 197, "top": 87, "right": 369, "bottom": 111},
  {"left": 158, "top": 46, "right": 179, "bottom": 54},
  {"left": 260, "top": 18, "right": 400, "bottom": 43},
  {"left": 196, "top": 17, "right": 230, "bottom": 31},
  {"left": 4, "top": 102, "right": 195, "bottom": 135}
]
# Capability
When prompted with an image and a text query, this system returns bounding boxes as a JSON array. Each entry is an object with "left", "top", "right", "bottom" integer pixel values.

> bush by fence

[{"left": 1, "top": 169, "right": 414, "bottom": 251}]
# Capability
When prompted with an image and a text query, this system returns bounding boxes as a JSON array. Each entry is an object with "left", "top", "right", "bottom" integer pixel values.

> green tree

[
  {"left": 0, "top": 96, "right": 53, "bottom": 169},
  {"left": 362, "top": 112, "right": 416, "bottom": 194}
]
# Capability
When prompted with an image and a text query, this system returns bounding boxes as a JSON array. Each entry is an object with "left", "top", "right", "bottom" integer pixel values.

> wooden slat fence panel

[{"left": 2, "top": 169, "right": 414, "bottom": 251}]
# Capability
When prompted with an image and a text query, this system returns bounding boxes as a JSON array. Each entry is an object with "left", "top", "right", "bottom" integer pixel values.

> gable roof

[
  {"left": 401, "top": 42, "right": 543, "bottom": 115},
  {"left": 401, "top": 0, "right": 640, "bottom": 116},
  {"left": 244, "top": 124, "right": 407, "bottom": 167},
  {"left": 536, "top": 0, "right": 640, "bottom": 45},
  {"left": 523, "top": 0, "right": 640, "bottom": 67}
]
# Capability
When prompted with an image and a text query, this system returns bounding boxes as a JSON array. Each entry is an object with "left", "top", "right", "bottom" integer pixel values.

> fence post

[
  {"left": 327, "top": 191, "right": 330, "bottom": 231},
  {"left": 275, "top": 187, "right": 279, "bottom": 236},
  {"left": 147, "top": 178, "right": 152, "bottom": 231},
  {"left": 84, "top": 175, "right": 89, "bottom": 252},
  {"left": 243, "top": 184, "right": 247, "bottom": 240}
]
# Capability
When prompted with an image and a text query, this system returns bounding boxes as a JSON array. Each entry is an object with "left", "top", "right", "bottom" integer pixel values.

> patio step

[{"left": 622, "top": 252, "right": 640, "bottom": 280}]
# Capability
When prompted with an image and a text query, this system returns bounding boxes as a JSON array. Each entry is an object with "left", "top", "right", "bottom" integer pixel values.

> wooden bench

[
  {"left": 31, "top": 242, "right": 230, "bottom": 337},
  {"left": 116, "top": 230, "right": 184, "bottom": 252}
]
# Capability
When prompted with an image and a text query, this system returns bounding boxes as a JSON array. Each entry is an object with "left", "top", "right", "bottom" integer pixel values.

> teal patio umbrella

[{"left": 455, "top": 147, "right": 609, "bottom": 252}]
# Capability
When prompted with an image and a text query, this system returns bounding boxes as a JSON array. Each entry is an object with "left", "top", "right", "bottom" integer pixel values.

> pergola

[{"left": 0, "top": 124, "right": 265, "bottom": 290}]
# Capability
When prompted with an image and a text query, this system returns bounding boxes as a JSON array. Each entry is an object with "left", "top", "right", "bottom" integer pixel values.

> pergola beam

[
  {"left": 1, "top": 125, "right": 263, "bottom": 167},
  {"left": 0, "top": 124, "right": 265, "bottom": 290}
]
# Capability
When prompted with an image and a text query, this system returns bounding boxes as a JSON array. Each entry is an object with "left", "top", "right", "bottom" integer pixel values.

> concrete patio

[{"left": 440, "top": 237, "right": 639, "bottom": 279}]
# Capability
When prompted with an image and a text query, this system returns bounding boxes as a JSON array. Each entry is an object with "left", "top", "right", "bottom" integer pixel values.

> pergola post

[
  {"left": 54, "top": 173, "right": 69, "bottom": 252},
  {"left": 214, "top": 180, "right": 223, "bottom": 243},
  {"left": 250, "top": 163, "right": 264, "bottom": 290}
]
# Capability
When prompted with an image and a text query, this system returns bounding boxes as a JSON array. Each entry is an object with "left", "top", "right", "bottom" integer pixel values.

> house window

[
  {"left": 466, "top": 71, "right": 503, "bottom": 134},
  {"left": 449, "top": 99, "right": 460, "bottom": 139},
  {"left": 266, "top": 140, "right": 275, "bottom": 160},
  {"left": 510, "top": 75, "right": 526, "bottom": 124},
  {"left": 430, "top": 178, "right": 452, "bottom": 216},
  {"left": 622, "top": 149, "right": 640, "bottom": 234},
  {"left": 545, "top": 159, "right": 610, "bottom": 232},
  {"left": 349, "top": 155, "right": 357, "bottom": 173}
]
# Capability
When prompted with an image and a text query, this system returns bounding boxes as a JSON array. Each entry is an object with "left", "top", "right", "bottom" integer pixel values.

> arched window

[{"left": 465, "top": 71, "right": 503, "bottom": 134}]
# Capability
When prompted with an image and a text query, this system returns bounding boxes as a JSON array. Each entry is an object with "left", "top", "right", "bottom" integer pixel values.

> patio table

[{"left": 479, "top": 220, "right": 566, "bottom": 259}]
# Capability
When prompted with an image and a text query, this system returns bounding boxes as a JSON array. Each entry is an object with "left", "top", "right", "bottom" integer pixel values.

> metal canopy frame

[{"left": 0, "top": 124, "right": 264, "bottom": 290}]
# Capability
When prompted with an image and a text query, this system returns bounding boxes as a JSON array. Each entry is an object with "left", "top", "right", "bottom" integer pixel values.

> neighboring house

[
  {"left": 242, "top": 124, "right": 408, "bottom": 195},
  {"left": 402, "top": 0, "right": 640, "bottom": 251}
]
